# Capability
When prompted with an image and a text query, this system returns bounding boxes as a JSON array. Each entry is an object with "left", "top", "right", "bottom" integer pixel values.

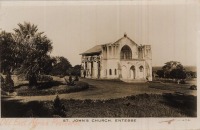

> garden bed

[{"left": 15, "top": 81, "right": 89, "bottom": 96}]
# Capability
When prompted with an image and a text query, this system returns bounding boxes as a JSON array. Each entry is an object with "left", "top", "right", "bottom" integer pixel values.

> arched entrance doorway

[{"left": 130, "top": 66, "right": 136, "bottom": 79}]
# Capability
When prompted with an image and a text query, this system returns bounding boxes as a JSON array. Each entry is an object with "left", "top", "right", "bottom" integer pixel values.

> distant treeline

[{"left": 152, "top": 62, "right": 197, "bottom": 79}]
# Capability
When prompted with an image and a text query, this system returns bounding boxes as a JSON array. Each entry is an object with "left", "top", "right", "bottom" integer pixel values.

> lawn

[
  {"left": 1, "top": 93, "right": 197, "bottom": 117},
  {"left": 1, "top": 76, "right": 197, "bottom": 117}
]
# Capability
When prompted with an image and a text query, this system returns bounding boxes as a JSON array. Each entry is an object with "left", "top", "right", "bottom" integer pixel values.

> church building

[{"left": 80, "top": 34, "right": 152, "bottom": 82}]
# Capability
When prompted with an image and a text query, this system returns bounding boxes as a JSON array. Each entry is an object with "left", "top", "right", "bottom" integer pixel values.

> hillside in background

[{"left": 153, "top": 66, "right": 197, "bottom": 72}]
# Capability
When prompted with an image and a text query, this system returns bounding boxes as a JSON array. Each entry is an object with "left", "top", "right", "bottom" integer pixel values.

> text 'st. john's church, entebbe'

[{"left": 80, "top": 34, "right": 152, "bottom": 82}]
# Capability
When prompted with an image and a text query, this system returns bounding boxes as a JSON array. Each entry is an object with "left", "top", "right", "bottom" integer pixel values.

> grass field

[
  {"left": 1, "top": 93, "right": 196, "bottom": 117},
  {"left": 1, "top": 76, "right": 197, "bottom": 117}
]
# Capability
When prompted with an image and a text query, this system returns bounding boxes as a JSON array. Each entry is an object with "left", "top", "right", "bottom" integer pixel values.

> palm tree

[{"left": 13, "top": 22, "right": 53, "bottom": 86}]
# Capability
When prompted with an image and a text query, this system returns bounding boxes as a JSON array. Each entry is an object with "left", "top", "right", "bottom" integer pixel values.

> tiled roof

[{"left": 80, "top": 45, "right": 102, "bottom": 55}]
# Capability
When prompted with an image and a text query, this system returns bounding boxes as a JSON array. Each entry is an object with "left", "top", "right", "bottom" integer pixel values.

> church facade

[{"left": 80, "top": 34, "right": 152, "bottom": 82}]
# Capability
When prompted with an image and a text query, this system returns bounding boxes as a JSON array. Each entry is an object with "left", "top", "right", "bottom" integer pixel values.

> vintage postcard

[{"left": 0, "top": 0, "right": 199, "bottom": 130}]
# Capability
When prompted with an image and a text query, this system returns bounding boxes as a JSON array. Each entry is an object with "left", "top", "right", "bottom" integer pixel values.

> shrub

[
  {"left": 53, "top": 95, "right": 66, "bottom": 117},
  {"left": 189, "top": 85, "right": 197, "bottom": 90},
  {"left": 74, "top": 75, "right": 79, "bottom": 81},
  {"left": 64, "top": 76, "right": 75, "bottom": 86},
  {"left": 71, "top": 82, "right": 89, "bottom": 91},
  {"left": 17, "top": 81, "right": 89, "bottom": 96},
  {"left": 1, "top": 74, "right": 14, "bottom": 92}
]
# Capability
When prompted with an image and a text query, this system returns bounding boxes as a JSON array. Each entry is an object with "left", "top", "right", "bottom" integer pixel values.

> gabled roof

[
  {"left": 80, "top": 45, "right": 102, "bottom": 55},
  {"left": 80, "top": 34, "right": 139, "bottom": 55},
  {"left": 112, "top": 34, "right": 138, "bottom": 46}
]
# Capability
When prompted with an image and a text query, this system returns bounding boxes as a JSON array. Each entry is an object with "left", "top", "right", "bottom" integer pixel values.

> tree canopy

[
  {"left": 13, "top": 22, "right": 53, "bottom": 86},
  {"left": 0, "top": 31, "right": 16, "bottom": 74},
  {"left": 1, "top": 22, "right": 76, "bottom": 87},
  {"left": 156, "top": 61, "right": 186, "bottom": 80},
  {"left": 50, "top": 56, "right": 72, "bottom": 76}
]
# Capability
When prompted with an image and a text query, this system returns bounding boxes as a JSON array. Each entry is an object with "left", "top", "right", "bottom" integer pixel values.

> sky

[{"left": 0, "top": 1, "right": 199, "bottom": 66}]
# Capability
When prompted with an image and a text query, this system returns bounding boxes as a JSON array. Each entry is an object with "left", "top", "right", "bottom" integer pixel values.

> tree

[
  {"left": 50, "top": 56, "right": 72, "bottom": 76},
  {"left": 0, "top": 31, "right": 16, "bottom": 90},
  {"left": 156, "top": 70, "right": 164, "bottom": 78},
  {"left": 13, "top": 22, "right": 53, "bottom": 86},
  {"left": 170, "top": 69, "right": 186, "bottom": 80},
  {"left": 0, "top": 31, "right": 16, "bottom": 73},
  {"left": 162, "top": 61, "right": 184, "bottom": 78},
  {"left": 71, "top": 65, "right": 81, "bottom": 76}
]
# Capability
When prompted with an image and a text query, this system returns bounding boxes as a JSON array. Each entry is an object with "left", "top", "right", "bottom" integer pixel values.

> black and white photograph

[{"left": 0, "top": 0, "right": 199, "bottom": 130}]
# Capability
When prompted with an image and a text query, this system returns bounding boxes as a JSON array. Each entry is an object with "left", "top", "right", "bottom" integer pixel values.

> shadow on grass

[
  {"left": 1, "top": 98, "right": 53, "bottom": 117},
  {"left": 15, "top": 81, "right": 65, "bottom": 90},
  {"left": 1, "top": 93, "right": 197, "bottom": 117},
  {"left": 161, "top": 93, "right": 197, "bottom": 117},
  {"left": 16, "top": 81, "right": 89, "bottom": 96},
  {"left": 37, "top": 81, "right": 65, "bottom": 89}
]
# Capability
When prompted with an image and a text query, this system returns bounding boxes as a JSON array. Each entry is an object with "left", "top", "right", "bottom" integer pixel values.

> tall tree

[
  {"left": 170, "top": 68, "right": 186, "bottom": 80},
  {"left": 50, "top": 56, "right": 72, "bottom": 76},
  {"left": 0, "top": 31, "right": 15, "bottom": 90},
  {"left": 71, "top": 65, "right": 81, "bottom": 76},
  {"left": 162, "top": 61, "right": 184, "bottom": 78},
  {"left": 13, "top": 22, "right": 53, "bottom": 86},
  {"left": 0, "top": 31, "right": 16, "bottom": 73}
]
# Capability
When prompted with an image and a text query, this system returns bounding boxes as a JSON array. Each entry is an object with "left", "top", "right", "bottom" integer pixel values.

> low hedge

[{"left": 17, "top": 81, "right": 89, "bottom": 96}]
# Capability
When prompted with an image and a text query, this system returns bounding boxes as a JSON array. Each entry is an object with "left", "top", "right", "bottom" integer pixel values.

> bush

[
  {"left": 64, "top": 76, "right": 75, "bottom": 86},
  {"left": 17, "top": 81, "right": 89, "bottom": 96},
  {"left": 70, "top": 82, "right": 89, "bottom": 91},
  {"left": 74, "top": 75, "right": 79, "bottom": 81},
  {"left": 53, "top": 95, "right": 66, "bottom": 117},
  {"left": 189, "top": 85, "right": 197, "bottom": 90},
  {"left": 1, "top": 74, "right": 14, "bottom": 92}
]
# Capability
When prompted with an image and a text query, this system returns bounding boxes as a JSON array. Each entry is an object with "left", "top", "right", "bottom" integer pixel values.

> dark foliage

[
  {"left": 186, "top": 71, "right": 197, "bottom": 78},
  {"left": 53, "top": 95, "right": 66, "bottom": 117},
  {"left": 1, "top": 72, "right": 14, "bottom": 92},
  {"left": 74, "top": 75, "right": 79, "bottom": 81},
  {"left": 170, "top": 69, "right": 186, "bottom": 79},
  {"left": 16, "top": 81, "right": 89, "bottom": 96},
  {"left": 0, "top": 31, "right": 15, "bottom": 91},
  {"left": 156, "top": 70, "right": 164, "bottom": 78},
  {"left": 1, "top": 99, "right": 52, "bottom": 117},
  {"left": 50, "top": 56, "right": 72, "bottom": 76},
  {"left": 71, "top": 65, "right": 81, "bottom": 76},
  {"left": 1, "top": 94, "right": 196, "bottom": 117},
  {"left": 162, "top": 93, "right": 197, "bottom": 117},
  {"left": 64, "top": 76, "right": 75, "bottom": 86},
  {"left": 189, "top": 85, "right": 197, "bottom": 90},
  {"left": 0, "top": 31, "right": 16, "bottom": 74},
  {"left": 13, "top": 22, "right": 53, "bottom": 86}
]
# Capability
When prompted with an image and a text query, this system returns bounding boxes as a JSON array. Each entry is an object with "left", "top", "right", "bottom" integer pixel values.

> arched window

[
  {"left": 115, "top": 69, "right": 117, "bottom": 75},
  {"left": 120, "top": 45, "right": 132, "bottom": 60},
  {"left": 139, "top": 66, "right": 144, "bottom": 72},
  {"left": 109, "top": 69, "right": 112, "bottom": 75}
]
